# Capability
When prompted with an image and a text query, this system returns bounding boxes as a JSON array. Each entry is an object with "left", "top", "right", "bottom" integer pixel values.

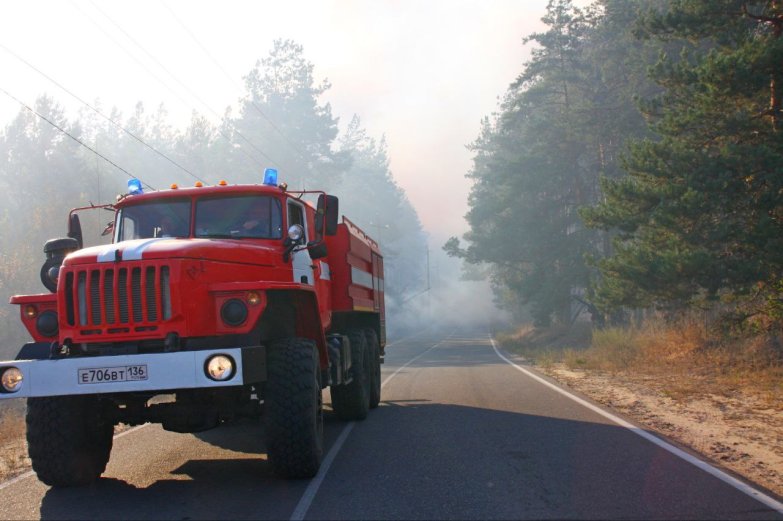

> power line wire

[
  {"left": 160, "top": 0, "right": 313, "bottom": 166},
  {"left": 0, "top": 41, "right": 207, "bottom": 185},
  {"left": 0, "top": 85, "right": 155, "bottom": 191},
  {"left": 83, "top": 0, "right": 284, "bottom": 170},
  {"left": 68, "top": 0, "right": 268, "bottom": 173}
]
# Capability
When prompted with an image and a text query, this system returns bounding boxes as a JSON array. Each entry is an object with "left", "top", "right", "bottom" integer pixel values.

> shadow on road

[{"left": 36, "top": 402, "right": 781, "bottom": 521}]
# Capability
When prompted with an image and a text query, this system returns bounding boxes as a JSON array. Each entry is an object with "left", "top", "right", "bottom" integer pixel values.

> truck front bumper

[{"left": 0, "top": 346, "right": 265, "bottom": 399}]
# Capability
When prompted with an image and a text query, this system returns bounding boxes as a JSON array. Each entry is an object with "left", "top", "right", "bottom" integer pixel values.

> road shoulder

[{"left": 520, "top": 358, "right": 783, "bottom": 500}]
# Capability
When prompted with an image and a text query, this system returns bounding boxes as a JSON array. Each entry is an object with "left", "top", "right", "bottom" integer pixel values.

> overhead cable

[
  {"left": 0, "top": 85, "right": 155, "bottom": 191},
  {"left": 161, "top": 0, "right": 313, "bottom": 166},
  {"left": 68, "top": 0, "right": 267, "bottom": 171},
  {"left": 0, "top": 42, "right": 207, "bottom": 185},
  {"left": 83, "top": 0, "right": 284, "bottom": 169}
]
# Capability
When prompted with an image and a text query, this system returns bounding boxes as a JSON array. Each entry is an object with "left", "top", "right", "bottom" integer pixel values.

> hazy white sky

[{"left": 0, "top": 0, "right": 556, "bottom": 244}]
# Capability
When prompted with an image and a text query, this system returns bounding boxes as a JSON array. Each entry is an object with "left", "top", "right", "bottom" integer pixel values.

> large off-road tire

[
  {"left": 365, "top": 328, "right": 382, "bottom": 409},
  {"left": 26, "top": 395, "right": 114, "bottom": 487},
  {"left": 264, "top": 337, "right": 323, "bottom": 479},
  {"left": 331, "top": 329, "right": 370, "bottom": 421}
]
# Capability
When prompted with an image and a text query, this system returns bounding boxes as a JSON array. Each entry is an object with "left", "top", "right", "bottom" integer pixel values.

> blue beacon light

[
  {"left": 127, "top": 178, "right": 143, "bottom": 195},
  {"left": 263, "top": 168, "right": 278, "bottom": 186}
]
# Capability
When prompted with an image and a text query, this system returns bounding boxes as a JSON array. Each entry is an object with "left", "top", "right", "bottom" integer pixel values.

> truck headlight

[
  {"left": 205, "top": 355, "right": 235, "bottom": 381},
  {"left": 36, "top": 310, "right": 58, "bottom": 337},
  {"left": 220, "top": 299, "right": 248, "bottom": 326},
  {"left": 1, "top": 367, "right": 23, "bottom": 393},
  {"left": 287, "top": 224, "right": 304, "bottom": 242}
]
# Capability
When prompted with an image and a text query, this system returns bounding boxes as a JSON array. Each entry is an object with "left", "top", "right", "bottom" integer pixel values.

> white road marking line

[
  {"left": 113, "top": 423, "right": 150, "bottom": 439},
  {"left": 0, "top": 423, "right": 149, "bottom": 491},
  {"left": 383, "top": 327, "right": 432, "bottom": 350},
  {"left": 381, "top": 339, "right": 445, "bottom": 389},
  {"left": 290, "top": 332, "right": 450, "bottom": 521},
  {"left": 289, "top": 422, "right": 355, "bottom": 521},
  {"left": 489, "top": 335, "right": 783, "bottom": 515},
  {"left": 0, "top": 470, "right": 34, "bottom": 491}
]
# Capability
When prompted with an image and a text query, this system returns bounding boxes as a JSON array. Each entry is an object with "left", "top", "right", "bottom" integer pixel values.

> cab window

[
  {"left": 195, "top": 195, "right": 283, "bottom": 239},
  {"left": 117, "top": 200, "right": 191, "bottom": 241},
  {"left": 287, "top": 201, "right": 307, "bottom": 244}
]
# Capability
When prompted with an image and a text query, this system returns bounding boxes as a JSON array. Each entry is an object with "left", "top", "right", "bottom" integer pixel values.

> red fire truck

[{"left": 0, "top": 170, "right": 385, "bottom": 486}]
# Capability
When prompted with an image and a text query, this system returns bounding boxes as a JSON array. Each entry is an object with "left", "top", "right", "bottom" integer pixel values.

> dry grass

[
  {"left": 0, "top": 407, "right": 29, "bottom": 482},
  {"left": 498, "top": 317, "right": 783, "bottom": 405},
  {"left": 496, "top": 322, "right": 592, "bottom": 370},
  {"left": 0, "top": 403, "right": 140, "bottom": 483}
]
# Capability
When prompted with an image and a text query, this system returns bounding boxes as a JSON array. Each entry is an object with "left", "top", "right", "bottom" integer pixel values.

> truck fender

[
  {"left": 290, "top": 290, "right": 328, "bottom": 369},
  {"left": 16, "top": 342, "right": 53, "bottom": 360}
]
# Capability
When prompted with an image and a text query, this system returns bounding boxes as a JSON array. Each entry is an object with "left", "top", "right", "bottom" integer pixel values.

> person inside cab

[
  {"left": 158, "top": 215, "right": 185, "bottom": 238},
  {"left": 240, "top": 197, "right": 282, "bottom": 238}
]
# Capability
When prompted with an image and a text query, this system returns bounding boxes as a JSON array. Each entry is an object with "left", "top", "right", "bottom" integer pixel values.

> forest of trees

[
  {"left": 0, "top": 39, "right": 427, "bottom": 356},
  {"left": 448, "top": 0, "right": 783, "bottom": 330}
]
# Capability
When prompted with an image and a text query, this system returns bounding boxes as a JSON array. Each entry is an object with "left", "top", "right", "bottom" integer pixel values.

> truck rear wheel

[
  {"left": 365, "top": 328, "right": 382, "bottom": 409},
  {"left": 26, "top": 396, "right": 113, "bottom": 487},
  {"left": 331, "top": 329, "right": 370, "bottom": 420},
  {"left": 265, "top": 337, "right": 323, "bottom": 479}
]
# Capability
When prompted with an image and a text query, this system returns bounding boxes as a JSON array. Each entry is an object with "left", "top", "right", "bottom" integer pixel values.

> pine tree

[
  {"left": 232, "top": 39, "right": 350, "bottom": 189},
  {"left": 582, "top": 0, "right": 783, "bottom": 319},
  {"left": 448, "top": 0, "right": 654, "bottom": 325}
]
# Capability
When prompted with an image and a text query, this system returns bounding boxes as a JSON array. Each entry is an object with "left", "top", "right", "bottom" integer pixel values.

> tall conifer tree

[{"left": 583, "top": 1, "right": 783, "bottom": 319}]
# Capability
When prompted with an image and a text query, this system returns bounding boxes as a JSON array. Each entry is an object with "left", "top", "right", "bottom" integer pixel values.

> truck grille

[{"left": 64, "top": 265, "right": 171, "bottom": 332}]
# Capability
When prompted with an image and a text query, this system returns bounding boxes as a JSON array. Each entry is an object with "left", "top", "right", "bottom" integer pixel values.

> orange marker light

[
  {"left": 218, "top": 180, "right": 228, "bottom": 186},
  {"left": 170, "top": 183, "right": 179, "bottom": 189},
  {"left": 247, "top": 291, "right": 261, "bottom": 306},
  {"left": 195, "top": 181, "right": 203, "bottom": 187},
  {"left": 24, "top": 305, "right": 37, "bottom": 318}
]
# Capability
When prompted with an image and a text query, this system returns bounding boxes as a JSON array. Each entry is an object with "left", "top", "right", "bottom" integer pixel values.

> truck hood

[{"left": 64, "top": 238, "right": 280, "bottom": 267}]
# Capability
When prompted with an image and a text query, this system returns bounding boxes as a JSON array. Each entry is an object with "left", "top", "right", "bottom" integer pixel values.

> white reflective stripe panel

[
  {"left": 0, "top": 348, "right": 245, "bottom": 398},
  {"left": 96, "top": 244, "right": 118, "bottom": 262},
  {"left": 350, "top": 266, "right": 384, "bottom": 292},
  {"left": 292, "top": 248, "right": 314, "bottom": 285},
  {"left": 319, "top": 262, "right": 331, "bottom": 281},
  {"left": 96, "top": 238, "right": 169, "bottom": 262},
  {"left": 351, "top": 266, "right": 373, "bottom": 289}
]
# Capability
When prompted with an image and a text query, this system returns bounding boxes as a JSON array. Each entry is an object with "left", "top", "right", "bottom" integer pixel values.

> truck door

[{"left": 287, "top": 200, "right": 314, "bottom": 285}]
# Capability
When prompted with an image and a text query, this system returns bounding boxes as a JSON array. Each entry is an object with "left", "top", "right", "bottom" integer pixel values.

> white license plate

[{"left": 77, "top": 365, "right": 148, "bottom": 385}]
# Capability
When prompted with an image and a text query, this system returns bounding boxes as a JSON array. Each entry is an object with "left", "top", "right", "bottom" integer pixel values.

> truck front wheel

[
  {"left": 26, "top": 396, "right": 114, "bottom": 487},
  {"left": 265, "top": 337, "right": 323, "bottom": 478},
  {"left": 331, "top": 329, "right": 370, "bottom": 420}
]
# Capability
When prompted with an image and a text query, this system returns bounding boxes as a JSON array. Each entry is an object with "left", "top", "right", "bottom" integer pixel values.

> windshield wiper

[{"left": 197, "top": 233, "right": 235, "bottom": 239}]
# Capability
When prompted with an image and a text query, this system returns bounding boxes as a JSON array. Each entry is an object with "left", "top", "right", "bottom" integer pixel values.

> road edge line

[
  {"left": 489, "top": 336, "right": 783, "bottom": 515},
  {"left": 289, "top": 422, "right": 355, "bottom": 521},
  {"left": 290, "top": 335, "right": 447, "bottom": 521},
  {"left": 381, "top": 339, "right": 444, "bottom": 389}
]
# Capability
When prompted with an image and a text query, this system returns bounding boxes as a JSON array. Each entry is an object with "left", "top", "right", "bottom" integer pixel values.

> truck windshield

[
  {"left": 117, "top": 199, "right": 191, "bottom": 241},
  {"left": 195, "top": 195, "right": 283, "bottom": 239}
]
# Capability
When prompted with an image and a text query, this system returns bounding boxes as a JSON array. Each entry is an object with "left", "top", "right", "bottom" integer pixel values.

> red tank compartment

[{"left": 326, "top": 217, "right": 384, "bottom": 314}]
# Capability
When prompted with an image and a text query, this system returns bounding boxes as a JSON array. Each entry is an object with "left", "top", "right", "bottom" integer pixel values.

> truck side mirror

[
  {"left": 68, "top": 213, "right": 83, "bottom": 249},
  {"left": 316, "top": 195, "right": 339, "bottom": 236},
  {"left": 308, "top": 241, "right": 328, "bottom": 260}
]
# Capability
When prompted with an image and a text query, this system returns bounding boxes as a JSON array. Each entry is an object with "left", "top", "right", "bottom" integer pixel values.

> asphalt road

[{"left": 1, "top": 327, "right": 782, "bottom": 520}]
